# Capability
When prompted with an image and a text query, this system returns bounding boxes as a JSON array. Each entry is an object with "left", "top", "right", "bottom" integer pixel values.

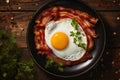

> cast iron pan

[{"left": 27, "top": 0, "right": 106, "bottom": 78}]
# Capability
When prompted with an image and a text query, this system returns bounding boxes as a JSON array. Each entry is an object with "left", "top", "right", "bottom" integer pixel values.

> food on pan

[{"left": 34, "top": 6, "right": 98, "bottom": 66}]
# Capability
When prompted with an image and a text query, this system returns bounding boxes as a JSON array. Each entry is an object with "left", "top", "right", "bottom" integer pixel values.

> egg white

[{"left": 45, "top": 18, "right": 87, "bottom": 61}]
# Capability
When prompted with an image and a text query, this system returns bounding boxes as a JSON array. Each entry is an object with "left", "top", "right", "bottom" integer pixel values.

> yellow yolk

[{"left": 51, "top": 32, "right": 69, "bottom": 50}]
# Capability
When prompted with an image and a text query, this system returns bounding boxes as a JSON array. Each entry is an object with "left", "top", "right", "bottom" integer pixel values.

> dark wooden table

[{"left": 0, "top": 0, "right": 120, "bottom": 80}]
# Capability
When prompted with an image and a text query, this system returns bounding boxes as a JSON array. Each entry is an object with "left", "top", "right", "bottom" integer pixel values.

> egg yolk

[{"left": 51, "top": 32, "right": 69, "bottom": 50}]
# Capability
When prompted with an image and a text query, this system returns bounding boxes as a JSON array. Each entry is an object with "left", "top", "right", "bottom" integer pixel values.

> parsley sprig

[
  {"left": 0, "top": 30, "right": 34, "bottom": 80},
  {"left": 45, "top": 58, "right": 64, "bottom": 72},
  {"left": 70, "top": 18, "right": 86, "bottom": 50}
]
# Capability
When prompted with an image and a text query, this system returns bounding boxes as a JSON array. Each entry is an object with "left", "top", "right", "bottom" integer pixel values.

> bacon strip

[
  {"left": 87, "top": 35, "right": 94, "bottom": 51},
  {"left": 34, "top": 29, "right": 50, "bottom": 51}
]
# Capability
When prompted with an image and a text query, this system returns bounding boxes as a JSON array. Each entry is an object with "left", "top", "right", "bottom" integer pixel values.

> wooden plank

[
  {"left": 98, "top": 12, "right": 120, "bottom": 28},
  {"left": 98, "top": 12, "right": 120, "bottom": 48},
  {"left": 0, "top": 0, "right": 120, "bottom": 11},
  {"left": 0, "top": 12, "right": 34, "bottom": 48},
  {"left": 0, "top": 0, "right": 46, "bottom": 11},
  {"left": 109, "top": 49, "right": 120, "bottom": 80},
  {"left": 81, "top": 0, "right": 120, "bottom": 10},
  {"left": 93, "top": 48, "right": 120, "bottom": 80}
]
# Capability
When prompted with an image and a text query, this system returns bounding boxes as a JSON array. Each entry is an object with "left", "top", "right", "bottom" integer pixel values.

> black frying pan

[{"left": 27, "top": 0, "right": 106, "bottom": 78}]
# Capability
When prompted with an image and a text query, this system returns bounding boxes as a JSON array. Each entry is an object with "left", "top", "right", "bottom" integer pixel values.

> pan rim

[{"left": 27, "top": 0, "right": 106, "bottom": 78}]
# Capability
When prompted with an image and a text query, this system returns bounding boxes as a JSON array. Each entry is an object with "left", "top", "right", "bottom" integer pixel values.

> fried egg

[{"left": 45, "top": 18, "right": 87, "bottom": 61}]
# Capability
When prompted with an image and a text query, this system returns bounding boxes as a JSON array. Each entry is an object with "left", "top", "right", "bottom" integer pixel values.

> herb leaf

[
  {"left": 78, "top": 43, "right": 86, "bottom": 50},
  {"left": 71, "top": 18, "right": 78, "bottom": 30},
  {"left": 45, "top": 58, "right": 64, "bottom": 72},
  {"left": 70, "top": 31, "right": 74, "bottom": 36},
  {"left": 70, "top": 18, "right": 86, "bottom": 50}
]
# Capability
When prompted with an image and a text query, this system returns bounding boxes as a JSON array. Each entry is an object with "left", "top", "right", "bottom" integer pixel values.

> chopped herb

[
  {"left": 58, "top": 67, "right": 64, "bottom": 72},
  {"left": 70, "top": 31, "right": 74, "bottom": 36},
  {"left": 78, "top": 36, "right": 82, "bottom": 40},
  {"left": 71, "top": 18, "right": 78, "bottom": 30},
  {"left": 45, "top": 58, "right": 64, "bottom": 72},
  {"left": 70, "top": 18, "right": 86, "bottom": 50},
  {"left": 78, "top": 43, "right": 86, "bottom": 50},
  {"left": 45, "top": 58, "right": 54, "bottom": 68},
  {"left": 76, "top": 31, "right": 81, "bottom": 35}
]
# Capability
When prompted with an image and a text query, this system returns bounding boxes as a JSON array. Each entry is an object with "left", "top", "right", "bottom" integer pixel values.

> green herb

[
  {"left": 0, "top": 30, "right": 34, "bottom": 80},
  {"left": 70, "top": 18, "right": 86, "bottom": 50},
  {"left": 45, "top": 58, "right": 54, "bottom": 68},
  {"left": 71, "top": 18, "right": 78, "bottom": 30},
  {"left": 45, "top": 58, "right": 64, "bottom": 72}
]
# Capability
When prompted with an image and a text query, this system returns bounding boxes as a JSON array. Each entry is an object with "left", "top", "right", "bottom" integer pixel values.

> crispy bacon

[
  {"left": 86, "top": 28, "right": 98, "bottom": 38},
  {"left": 34, "top": 6, "right": 98, "bottom": 66},
  {"left": 87, "top": 35, "right": 94, "bottom": 51},
  {"left": 34, "top": 29, "right": 50, "bottom": 51}
]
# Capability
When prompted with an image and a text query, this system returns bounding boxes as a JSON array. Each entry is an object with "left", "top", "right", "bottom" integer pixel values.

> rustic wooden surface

[{"left": 0, "top": 0, "right": 120, "bottom": 80}]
